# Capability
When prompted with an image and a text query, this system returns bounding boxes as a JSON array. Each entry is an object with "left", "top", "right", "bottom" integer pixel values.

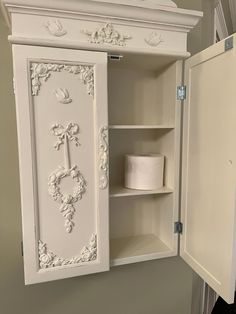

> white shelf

[
  {"left": 110, "top": 186, "right": 173, "bottom": 198},
  {"left": 109, "top": 125, "right": 175, "bottom": 130},
  {"left": 110, "top": 234, "right": 174, "bottom": 266}
]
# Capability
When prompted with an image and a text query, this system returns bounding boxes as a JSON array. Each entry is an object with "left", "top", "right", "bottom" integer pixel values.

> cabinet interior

[{"left": 108, "top": 54, "right": 181, "bottom": 265}]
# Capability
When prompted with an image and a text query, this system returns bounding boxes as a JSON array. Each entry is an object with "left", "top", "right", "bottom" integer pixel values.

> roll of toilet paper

[{"left": 124, "top": 154, "right": 164, "bottom": 190}]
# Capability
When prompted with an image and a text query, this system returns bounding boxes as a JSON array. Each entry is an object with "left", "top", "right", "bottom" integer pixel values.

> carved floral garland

[
  {"left": 31, "top": 63, "right": 94, "bottom": 97},
  {"left": 38, "top": 234, "right": 97, "bottom": 269},
  {"left": 82, "top": 23, "right": 132, "bottom": 46},
  {"left": 99, "top": 126, "right": 109, "bottom": 189}
]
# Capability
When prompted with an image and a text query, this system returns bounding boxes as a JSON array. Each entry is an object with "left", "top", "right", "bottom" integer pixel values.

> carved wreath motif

[
  {"left": 38, "top": 234, "right": 97, "bottom": 269},
  {"left": 49, "top": 123, "right": 87, "bottom": 233},
  {"left": 82, "top": 23, "right": 132, "bottom": 46},
  {"left": 48, "top": 165, "right": 87, "bottom": 233},
  {"left": 31, "top": 63, "right": 94, "bottom": 97},
  {"left": 99, "top": 126, "right": 109, "bottom": 190}
]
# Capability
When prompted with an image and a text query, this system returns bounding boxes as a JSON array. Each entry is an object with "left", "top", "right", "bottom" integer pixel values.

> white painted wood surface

[
  {"left": 181, "top": 34, "right": 236, "bottom": 303},
  {"left": 12, "top": 45, "right": 109, "bottom": 284}
]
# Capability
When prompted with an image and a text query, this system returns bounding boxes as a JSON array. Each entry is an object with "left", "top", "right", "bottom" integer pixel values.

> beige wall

[{"left": 0, "top": 1, "right": 213, "bottom": 313}]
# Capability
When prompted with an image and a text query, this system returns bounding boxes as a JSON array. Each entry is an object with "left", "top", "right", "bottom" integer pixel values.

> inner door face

[{"left": 181, "top": 36, "right": 236, "bottom": 303}]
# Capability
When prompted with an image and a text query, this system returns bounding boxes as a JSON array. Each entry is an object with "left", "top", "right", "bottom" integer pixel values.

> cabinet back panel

[
  {"left": 108, "top": 61, "right": 178, "bottom": 125},
  {"left": 110, "top": 194, "right": 175, "bottom": 248},
  {"left": 109, "top": 129, "right": 175, "bottom": 188}
]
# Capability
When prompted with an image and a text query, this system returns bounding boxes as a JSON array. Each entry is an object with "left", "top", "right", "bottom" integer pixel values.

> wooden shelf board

[
  {"left": 110, "top": 234, "right": 174, "bottom": 266},
  {"left": 109, "top": 125, "right": 175, "bottom": 130},
  {"left": 110, "top": 186, "right": 173, "bottom": 198}
]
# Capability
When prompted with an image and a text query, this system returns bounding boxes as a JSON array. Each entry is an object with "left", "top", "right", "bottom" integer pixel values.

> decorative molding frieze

[
  {"left": 82, "top": 23, "right": 132, "bottom": 46},
  {"left": 38, "top": 234, "right": 97, "bottom": 269},
  {"left": 49, "top": 123, "right": 86, "bottom": 233},
  {"left": 99, "top": 126, "right": 109, "bottom": 190},
  {"left": 30, "top": 63, "right": 94, "bottom": 97},
  {"left": 54, "top": 88, "right": 72, "bottom": 104},
  {"left": 144, "top": 32, "right": 164, "bottom": 47},
  {"left": 45, "top": 20, "right": 67, "bottom": 37}
]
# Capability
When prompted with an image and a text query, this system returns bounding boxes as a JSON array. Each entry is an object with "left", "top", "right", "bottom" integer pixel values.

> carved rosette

[
  {"left": 38, "top": 234, "right": 97, "bottom": 269},
  {"left": 31, "top": 63, "right": 94, "bottom": 97},
  {"left": 99, "top": 126, "right": 109, "bottom": 190},
  {"left": 82, "top": 23, "right": 132, "bottom": 46}
]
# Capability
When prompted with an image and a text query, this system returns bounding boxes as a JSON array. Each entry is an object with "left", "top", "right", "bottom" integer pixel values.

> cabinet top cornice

[{"left": 1, "top": 0, "right": 203, "bottom": 31}]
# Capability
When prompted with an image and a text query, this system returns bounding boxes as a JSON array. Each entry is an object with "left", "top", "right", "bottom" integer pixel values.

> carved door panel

[{"left": 13, "top": 45, "right": 109, "bottom": 284}]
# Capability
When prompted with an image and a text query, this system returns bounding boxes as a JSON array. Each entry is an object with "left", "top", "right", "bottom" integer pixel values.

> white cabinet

[{"left": 2, "top": 0, "right": 236, "bottom": 304}]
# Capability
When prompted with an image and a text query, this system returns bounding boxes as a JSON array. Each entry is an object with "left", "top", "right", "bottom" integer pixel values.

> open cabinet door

[
  {"left": 13, "top": 45, "right": 109, "bottom": 284},
  {"left": 181, "top": 35, "right": 236, "bottom": 303}
]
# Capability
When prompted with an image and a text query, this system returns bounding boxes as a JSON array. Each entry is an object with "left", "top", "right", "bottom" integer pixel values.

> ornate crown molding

[
  {"left": 44, "top": 20, "right": 67, "bottom": 37},
  {"left": 38, "top": 234, "right": 97, "bottom": 269},
  {"left": 144, "top": 32, "right": 164, "bottom": 47},
  {"left": 82, "top": 23, "right": 132, "bottom": 46},
  {"left": 99, "top": 126, "right": 109, "bottom": 190},
  {"left": 49, "top": 123, "right": 86, "bottom": 233},
  {"left": 31, "top": 63, "right": 94, "bottom": 97}
]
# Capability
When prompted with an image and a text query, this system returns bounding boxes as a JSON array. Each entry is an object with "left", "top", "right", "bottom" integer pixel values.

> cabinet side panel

[
  {"left": 181, "top": 35, "right": 236, "bottom": 303},
  {"left": 12, "top": 44, "right": 109, "bottom": 284}
]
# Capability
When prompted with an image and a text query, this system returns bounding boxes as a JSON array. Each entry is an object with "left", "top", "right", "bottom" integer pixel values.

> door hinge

[
  {"left": 177, "top": 85, "right": 186, "bottom": 101},
  {"left": 21, "top": 241, "right": 23, "bottom": 257},
  {"left": 225, "top": 37, "right": 233, "bottom": 51},
  {"left": 174, "top": 222, "right": 183, "bottom": 234}
]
